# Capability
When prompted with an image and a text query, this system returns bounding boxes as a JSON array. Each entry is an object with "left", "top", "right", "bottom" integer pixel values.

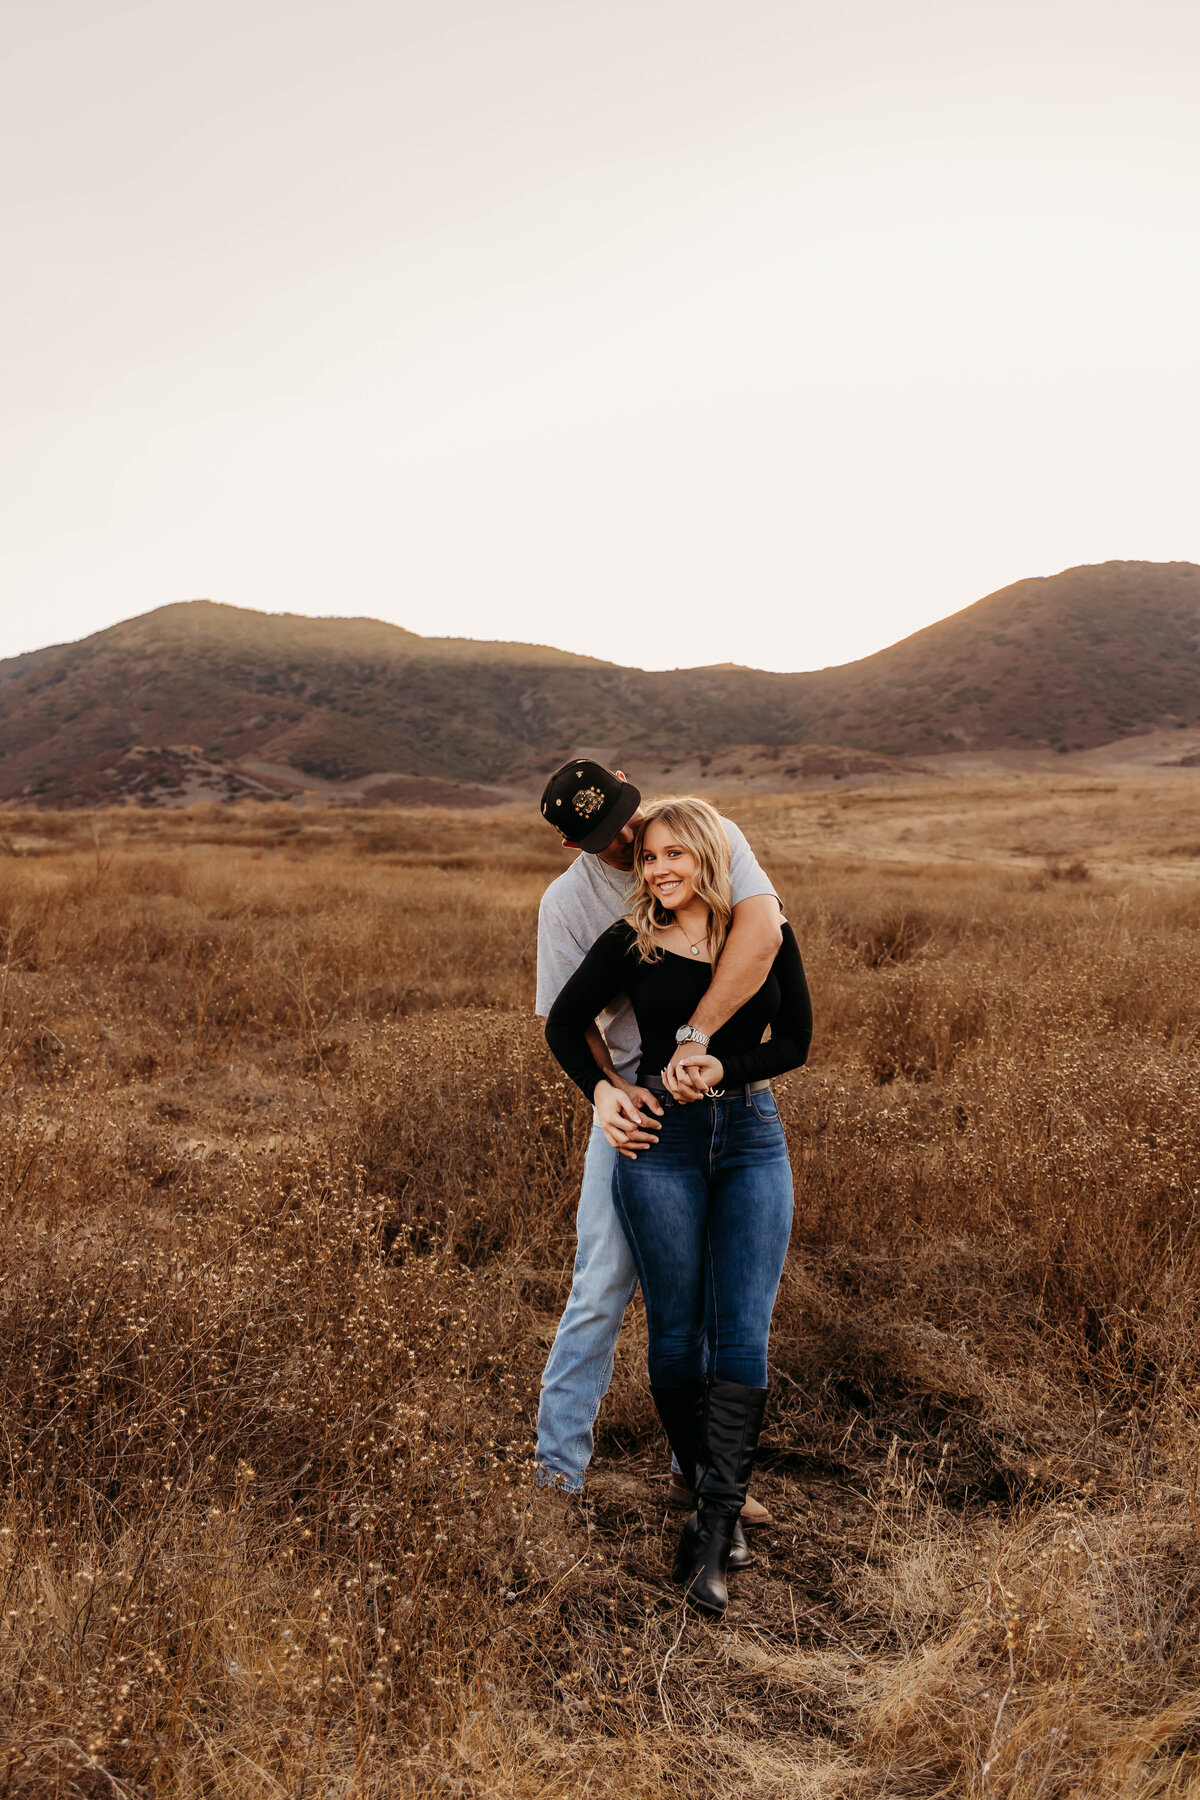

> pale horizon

[{"left": 3, "top": 0, "right": 1198, "bottom": 672}]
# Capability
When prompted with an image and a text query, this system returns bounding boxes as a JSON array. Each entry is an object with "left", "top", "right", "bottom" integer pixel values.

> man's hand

[
  {"left": 594, "top": 1080, "right": 664, "bottom": 1159},
  {"left": 661, "top": 1054, "right": 724, "bottom": 1103}
]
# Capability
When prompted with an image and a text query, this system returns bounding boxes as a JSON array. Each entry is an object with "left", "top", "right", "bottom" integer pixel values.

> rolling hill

[{"left": 2, "top": 560, "right": 1199, "bottom": 806}]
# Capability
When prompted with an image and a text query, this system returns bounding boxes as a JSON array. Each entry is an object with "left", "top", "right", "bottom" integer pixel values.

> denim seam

[
  {"left": 705, "top": 1099, "right": 722, "bottom": 1380},
  {"left": 584, "top": 1362, "right": 615, "bottom": 1412},
  {"left": 705, "top": 1229, "right": 721, "bottom": 1382},
  {"left": 708, "top": 1094, "right": 722, "bottom": 1174}
]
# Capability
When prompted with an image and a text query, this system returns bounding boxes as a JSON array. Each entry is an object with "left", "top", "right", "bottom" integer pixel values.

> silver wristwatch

[{"left": 675, "top": 1024, "right": 710, "bottom": 1048}]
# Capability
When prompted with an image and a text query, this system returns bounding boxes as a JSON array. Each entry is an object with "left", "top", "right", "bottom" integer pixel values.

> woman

[{"left": 545, "top": 797, "right": 812, "bottom": 1614}]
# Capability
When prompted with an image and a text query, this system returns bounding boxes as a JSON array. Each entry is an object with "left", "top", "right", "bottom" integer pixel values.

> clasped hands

[{"left": 594, "top": 1047, "right": 727, "bottom": 1160}]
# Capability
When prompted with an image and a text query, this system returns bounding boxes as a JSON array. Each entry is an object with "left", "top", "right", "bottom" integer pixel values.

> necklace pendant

[{"left": 690, "top": 945, "right": 700, "bottom": 955}]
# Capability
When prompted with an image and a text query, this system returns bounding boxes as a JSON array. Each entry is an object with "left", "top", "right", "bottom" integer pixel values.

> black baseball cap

[{"left": 540, "top": 759, "right": 642, "bottom": 854}]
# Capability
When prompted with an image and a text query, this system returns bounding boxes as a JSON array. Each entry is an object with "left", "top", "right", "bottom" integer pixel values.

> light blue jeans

[{"left": 536, "top": 1125, "right": 639, "bottom": 1491}]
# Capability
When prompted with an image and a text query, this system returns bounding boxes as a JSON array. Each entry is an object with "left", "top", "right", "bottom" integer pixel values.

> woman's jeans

[{"left": 613, "top": 1086, "right": 793, "bottom": 1389}]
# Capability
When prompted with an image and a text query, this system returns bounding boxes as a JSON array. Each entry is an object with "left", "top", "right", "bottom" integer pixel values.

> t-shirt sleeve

[
  {"left": 535, "top": 886, "right": 589, "bottom": 1018},
  {"left": 545, "top": 923, "right": 637, "bottom": 1098},
  {"left": 723, "top": 818, "right": 780, "bottom": 908}
]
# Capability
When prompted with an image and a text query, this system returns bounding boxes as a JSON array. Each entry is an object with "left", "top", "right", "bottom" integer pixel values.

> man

[{"left": 534, "top": 758, "right": 783, "bottom": 1523}]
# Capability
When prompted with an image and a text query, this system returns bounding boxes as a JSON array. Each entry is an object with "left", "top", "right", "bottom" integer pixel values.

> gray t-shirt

[{"left": 535, "top": 818, "right": 778, "bottom": 1083}]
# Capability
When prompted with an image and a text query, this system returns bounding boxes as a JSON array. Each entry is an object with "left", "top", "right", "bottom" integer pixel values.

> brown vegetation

[{"left": 2, "top": 785, "right": 1200, "bottom": 1796}]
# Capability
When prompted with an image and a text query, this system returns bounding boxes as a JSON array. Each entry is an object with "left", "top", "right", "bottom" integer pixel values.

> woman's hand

[
  {"left": 594, "top": 1079, "right": 664, "bottom": 1160},
  {"left": 661, "top": 1054, "right": 724, "bottom": 1101}
]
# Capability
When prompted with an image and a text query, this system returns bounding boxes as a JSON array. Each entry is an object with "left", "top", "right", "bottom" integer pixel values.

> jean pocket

[{"left": 750, "top": 1090, "right": 779, "bottom": 1122}]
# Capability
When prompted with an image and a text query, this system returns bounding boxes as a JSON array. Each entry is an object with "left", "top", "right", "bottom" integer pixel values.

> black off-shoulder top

[{"left": 545, "top": 919, "right": 812, "bottom": 1098}]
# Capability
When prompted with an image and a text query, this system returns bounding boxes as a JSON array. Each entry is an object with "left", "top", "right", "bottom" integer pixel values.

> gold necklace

[{"left": 676, "top": 917, "right": 708, "bottom": 958}]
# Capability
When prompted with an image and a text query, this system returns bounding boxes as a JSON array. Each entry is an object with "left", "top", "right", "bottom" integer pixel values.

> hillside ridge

[{"left": 3, "top": 561, "right": 1199, "bottom": 806}]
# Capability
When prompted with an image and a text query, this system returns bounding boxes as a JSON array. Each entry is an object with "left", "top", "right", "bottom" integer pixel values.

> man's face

[
  {"left": 594, "top": 806, "right": 645, "bottom": 873},
  {"left": 593, "top": 769, "right": 644, "bottom": 870},
  {"left": 561, "top": 768, "right": 644, "bottom": 872}
]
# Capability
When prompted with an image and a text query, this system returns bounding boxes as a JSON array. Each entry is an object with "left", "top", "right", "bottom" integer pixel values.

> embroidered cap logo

[{"left": 572, "top": 786, "right": 605, "bottom": 820}]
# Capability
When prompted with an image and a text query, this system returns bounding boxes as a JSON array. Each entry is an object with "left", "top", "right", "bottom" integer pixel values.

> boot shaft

[
  {"left": 696, "top": 1380, "right": 768, "bottom": 1517},
  {"left": 673, "top": 1381, "right": 769, "bottom": 1616},
  {"left": 649, "top": 1377, "right": 706, "bottom": 1493}
]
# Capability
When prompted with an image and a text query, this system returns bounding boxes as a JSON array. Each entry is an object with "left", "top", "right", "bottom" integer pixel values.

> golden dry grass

[{"left": 3, "top": 781, "right": 1200, "bottom": 1797}]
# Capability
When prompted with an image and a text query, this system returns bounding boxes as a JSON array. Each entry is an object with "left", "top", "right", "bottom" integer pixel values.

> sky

[{"left": 2, "top": 0, "right": 1198, "bottom": 673}]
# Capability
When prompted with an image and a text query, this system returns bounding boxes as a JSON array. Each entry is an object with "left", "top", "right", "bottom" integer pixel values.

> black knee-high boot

[
  {"left": 675, "top": 1380, "right": 768, "bottom": 1615},
  {"left": 650, "top": 1380, "right": 751, "bottom": 1574},
  {"left": 649, "top": 1378, "right": 705, "bottom": 1492}
]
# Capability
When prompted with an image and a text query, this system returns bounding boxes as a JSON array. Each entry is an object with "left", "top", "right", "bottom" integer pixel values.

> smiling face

[{"left": 638, "top": 817, "right": 699, "bottom": 911}]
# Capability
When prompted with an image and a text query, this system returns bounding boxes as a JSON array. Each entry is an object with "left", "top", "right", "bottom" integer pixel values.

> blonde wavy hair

[{"left": 628, "top": 797, "right": 733, "bottom": 965}]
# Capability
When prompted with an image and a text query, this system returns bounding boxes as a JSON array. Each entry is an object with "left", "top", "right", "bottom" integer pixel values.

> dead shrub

[
  {"left": 345, "top": 1010, "right": 587, "bottom": 1264},
  {"left": 835, "top": 903, "right": 939, "bottom": 968}
]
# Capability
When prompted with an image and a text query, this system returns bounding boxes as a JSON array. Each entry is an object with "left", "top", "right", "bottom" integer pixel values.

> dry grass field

[{"left": 3, "top": 774, "right": 1200, "bottom": 1798}]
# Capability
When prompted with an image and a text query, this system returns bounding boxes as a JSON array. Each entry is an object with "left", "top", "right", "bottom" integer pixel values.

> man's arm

[
  {"left": 662, "top": 893, "right": 783, "bottom": 1099},
  {"left": 688, "top": 894, "right": 783, "bottom": 1035},
  {"left": 585, "top": 1023, "right": 615, "bottom": 1078}
]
